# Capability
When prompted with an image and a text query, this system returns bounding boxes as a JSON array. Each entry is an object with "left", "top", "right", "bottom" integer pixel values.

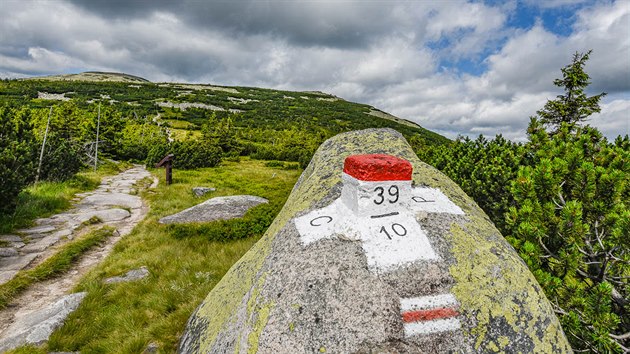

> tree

[
  {"left": 537, "top": 50, "right": 607, "bottom": 132},
  {"left": 418, "top": 50, "right": 629, "bottom": 352},
  {"left": 507, "top": 121, "right": 628, "bottom": 353},
  {"left": 0, "top": 105, "right": 37, "bottom": 212}
]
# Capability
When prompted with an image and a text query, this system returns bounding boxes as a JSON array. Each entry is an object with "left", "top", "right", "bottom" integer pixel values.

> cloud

[
  {"left": 378, "top": 1, "right": 630, "bottom": 140},
  {"left": 0, "top": 0, "right": 627, "bottom": 141},
  {"left": 66, "top": 0, "right": 408, "bottom": 49},
  {"left": 524, "top": 0, "right": 593, "bottom": 9}
]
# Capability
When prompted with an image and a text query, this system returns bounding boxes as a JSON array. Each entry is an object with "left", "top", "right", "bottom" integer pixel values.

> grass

[
  {"left": 18, "top": 158, "right": 302, "bottom": 353},
  {"left": 0, "top": 160, "right": 133, "bottom": 234},
  {"left": 170, "top": 128, "right": 202, "bottom": 141},
  {"left": 163, "top": 119, "right": 196, "bottom": 129},
  {"left": 0, "top": 227, "right": 116, "bottom": 310}
]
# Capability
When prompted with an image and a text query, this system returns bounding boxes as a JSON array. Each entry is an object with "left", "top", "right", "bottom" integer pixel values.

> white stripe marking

[
  {"left": 403, "top": 317, "right": 461, "bottom": 336},
  {"left": 400, "top": 293, "right": 458, "bottom": 312}
]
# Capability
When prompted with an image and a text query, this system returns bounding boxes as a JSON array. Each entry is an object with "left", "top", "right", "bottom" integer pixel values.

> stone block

[{"left": 159, "top": 195, "right": 268, "bottom": 224}]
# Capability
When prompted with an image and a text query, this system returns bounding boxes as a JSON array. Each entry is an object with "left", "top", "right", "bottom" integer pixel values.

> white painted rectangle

[
  {"left": 403, "top": 317, "right": 462, "bottom": 336},
  {"left": 358, "top": 213, "right": 439, "bottom": 273},
  {"left": 408, "top": 187, "right": 464, "bottom": 215},
  {"left": 400, "top": 293, "right": 458, "bottom": 312}
]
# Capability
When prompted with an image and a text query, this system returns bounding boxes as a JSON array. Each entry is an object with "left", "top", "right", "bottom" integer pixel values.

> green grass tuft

[
  {"left": 0, "top": 160, "right": 133, "bottom": 234},
  {"left": 0, "top": 227, "right": 116, "bottom": 310}
]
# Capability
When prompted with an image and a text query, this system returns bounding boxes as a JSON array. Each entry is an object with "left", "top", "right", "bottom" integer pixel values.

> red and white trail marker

[
  {"left": 294, "top": 154, "right": 464, "bottom": 273},
  {"left": 294, "top": 154, "right": 464, "bottom": 338},
  {"left": 400, "top": 293, "right": 461, "bottom": 336}
]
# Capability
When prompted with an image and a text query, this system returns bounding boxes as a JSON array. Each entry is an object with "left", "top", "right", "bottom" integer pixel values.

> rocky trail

[{"left": 0, "top": 165, "right": 156, "bottom": 351}]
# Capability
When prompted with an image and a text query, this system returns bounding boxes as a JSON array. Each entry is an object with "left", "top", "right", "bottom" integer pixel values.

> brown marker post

[{"left": 155, "top": 154, "right": 174, "bottom": 185}]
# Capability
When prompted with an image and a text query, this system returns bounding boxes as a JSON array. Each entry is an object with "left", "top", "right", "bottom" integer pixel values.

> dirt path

[{"left": 0, "top": 165, "right": 156, "bottom": 351}]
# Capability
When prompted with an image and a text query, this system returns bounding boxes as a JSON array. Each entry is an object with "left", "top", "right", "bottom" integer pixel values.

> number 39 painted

[{"left": 374, "top": 185, "right": 400, "bottom": 205}]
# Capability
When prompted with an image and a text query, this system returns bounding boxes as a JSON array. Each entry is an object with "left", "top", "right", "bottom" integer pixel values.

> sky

[{"left": 1, "top": 0, "right": 628, "bottom": 141}]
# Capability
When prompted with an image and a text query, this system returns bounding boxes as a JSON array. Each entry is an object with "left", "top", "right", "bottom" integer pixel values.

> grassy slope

[
  {"left": 12, "top": 159, "right": 302, "bottom": 353},
  {"left": 2, "top": 73, "right": 449, "bottom": 147}
]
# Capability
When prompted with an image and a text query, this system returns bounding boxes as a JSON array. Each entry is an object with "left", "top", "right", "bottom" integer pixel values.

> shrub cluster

[
  {"left": 0, "top": 105, "right": 37, "bottom": 212},
  {"left": 419, "top": 51, "right": 629, "bottom": 352}
]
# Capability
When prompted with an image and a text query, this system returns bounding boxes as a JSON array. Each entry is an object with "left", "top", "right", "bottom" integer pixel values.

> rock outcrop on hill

[{"left": 178, "top": 128, "right": 571, "bottom": 353}]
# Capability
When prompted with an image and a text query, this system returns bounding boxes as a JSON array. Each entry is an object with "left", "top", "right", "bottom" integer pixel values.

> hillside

[
  {"left": 29, "top": 71, "right": 150, "bottom": 83},
  {"left": 1, "top": 72, "right": 448, "bottom": 169}
]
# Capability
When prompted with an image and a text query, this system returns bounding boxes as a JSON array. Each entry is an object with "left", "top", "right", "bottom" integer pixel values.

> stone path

[
  {"left": 0, "top": 166, "right": 152, "bottom": 285},
  {"left": 0, "top": 165, "right": 156, "bottom": 351}
]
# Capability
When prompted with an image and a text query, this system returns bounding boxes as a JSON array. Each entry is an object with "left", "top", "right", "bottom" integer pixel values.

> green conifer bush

[{"left": 419, "top": 51, "right": 629, "bottom": 352}]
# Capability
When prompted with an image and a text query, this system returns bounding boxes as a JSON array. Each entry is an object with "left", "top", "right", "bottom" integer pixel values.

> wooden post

[
  {"left": 165, "top": 160, "right": 172, "bottom": 185},
  {"left": 156, "top": 154, "right": 174, "bottom": 185}
]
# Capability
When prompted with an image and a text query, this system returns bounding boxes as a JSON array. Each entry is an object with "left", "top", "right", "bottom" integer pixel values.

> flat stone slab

[
  {"left": 78, "top": 192, "right": 142, "bottom": 209},
  {"left": 0, "top": 235, "right": 22, "bottom": 243},
  {"left": 0, "top": 292, "right": 87, "bottom": 352},
  {"left": 16, "top": 225, "right": 56, "bottom": 235},
  {"left": 0, "top": 254, "right": 38, "bottom": 271},
  {"left": 111, "top": 179, "right": 136, "bottom": 187},
  {"left": 159, "top": 195, "right": 268, "bottom": 224},
  {"left": 21, "top": 234, "right": 62, "bottom": 253},
  {"left": 72, "top": 208, "right": 131, "bottom": 224},
  {"left": 23, "top": 232, "right": 48, "bottom": 241},
  {"left": 0, "top": 248, "right": 18, "bottom": 257},
  {"left": 0, "top": 270, "right": 19, "bottom": 285},
  {"left": 34, "top": 214, "right": 73, "bottom": 226},
  {"left": 24, "top": 228, "right": 71, "bottom": 242},
  {"left": 104, "top": 266, "right": 149, "bottom": 284}
]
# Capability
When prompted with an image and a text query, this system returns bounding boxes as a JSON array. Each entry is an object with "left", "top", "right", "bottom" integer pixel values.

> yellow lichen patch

[
  {"left": 245, "top": 273, "right": 275, "bottom": 353},
  {"left": 498, "top": 336, "right": 510, "bottom": 348},
  {"left": 247, "top": 303, "right": 273, "bottom": 353},
  {"left": 447, "top": 217, "right": 570, "bottom": 353}
]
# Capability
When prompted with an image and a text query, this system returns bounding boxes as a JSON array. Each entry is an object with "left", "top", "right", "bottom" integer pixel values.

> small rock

[
  {"left": 104, "top": 266, "right": 149, "bottom": 284},
  {"left": 0, "top": 292, "right": 87, "bottom": 352},
  {"left": 0, "top": 248, "right": 18, "bottom": 257},
  {"left": 142, "top": 341, "right": 159, "bottom": 353},
  {"left": 192, "top": 187, "right": 216, "bottom": 197}
]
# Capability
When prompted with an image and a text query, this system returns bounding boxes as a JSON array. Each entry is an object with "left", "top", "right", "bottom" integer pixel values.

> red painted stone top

[{"left": 343, "top": 154, "right": 413, "bottom": 181}]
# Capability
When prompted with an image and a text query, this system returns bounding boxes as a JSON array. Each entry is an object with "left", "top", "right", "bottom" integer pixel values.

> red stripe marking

[
  {"left": 343, "top": 154, "right": 412, "bottom": 181},
  {"left": 402, "top": 307, "right": 459, "bottom": 323}
]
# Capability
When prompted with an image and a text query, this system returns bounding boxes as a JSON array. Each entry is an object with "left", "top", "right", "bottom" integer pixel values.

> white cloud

[
  {"left": 0, "top": 0, "right": 627, "bottom": 141},
  {"left": 384, "top": 1, "right": 630, "bottom": 140},
  {"left": 594, "top": 97, "right": 630, "bottom": 138}
]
